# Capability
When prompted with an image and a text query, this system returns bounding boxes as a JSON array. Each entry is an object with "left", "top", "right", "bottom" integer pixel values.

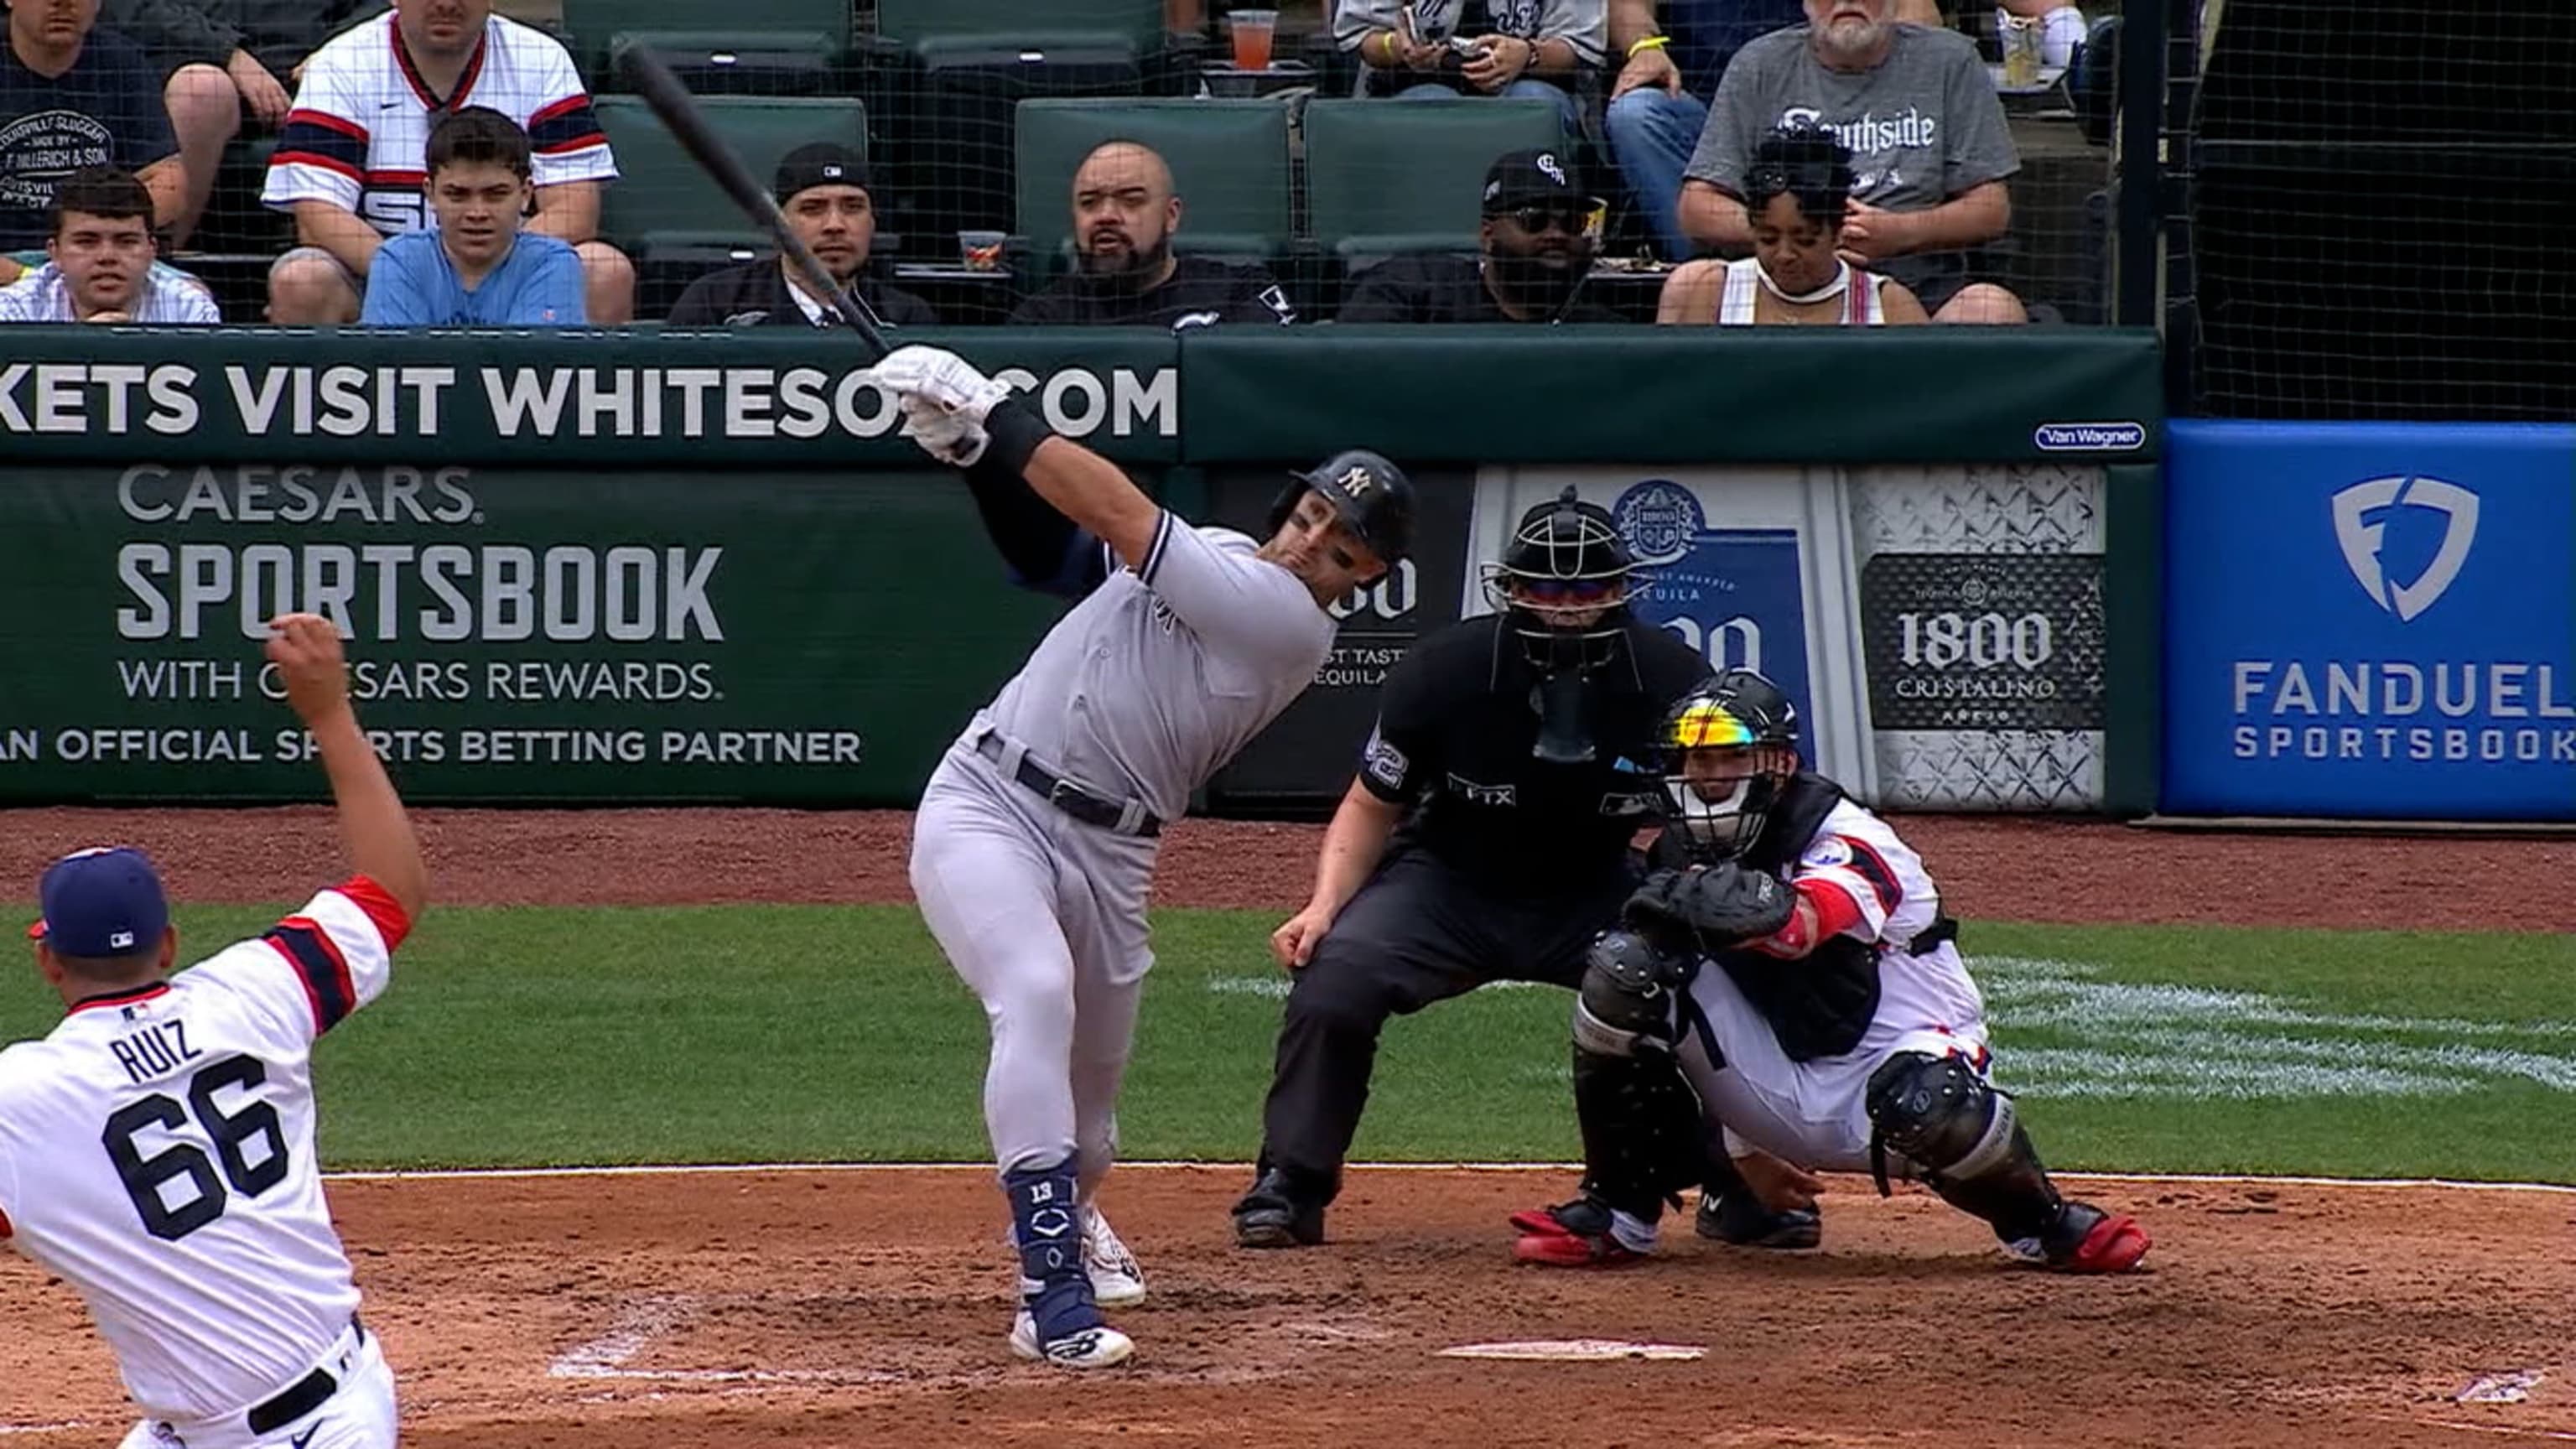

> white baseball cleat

[
  {"left": 1083, "top": 1208, "right": 1147, "bottom": 1308},
  {"left": 1010, "top": 1310, "right": 1135, "bottom": 1369}
]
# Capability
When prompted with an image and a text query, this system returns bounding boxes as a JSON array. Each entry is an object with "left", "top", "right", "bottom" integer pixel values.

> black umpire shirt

[
  {"left": 1337, "top": 254, "right": 1626, "bottom": 325},
  {"left": 1009, "top": 255, "right": 1297, "bottom": 329},
  {"left": 1358, "top": 613, "right": 1711, "bottom": 896},
  {"left": 662, "top": 258, "right": 939, "bottom": 329}
]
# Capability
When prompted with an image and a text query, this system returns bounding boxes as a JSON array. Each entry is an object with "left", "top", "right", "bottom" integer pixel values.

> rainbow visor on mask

[{"left": 1667, "top": 703, "right": 1756, "bottom": 749}]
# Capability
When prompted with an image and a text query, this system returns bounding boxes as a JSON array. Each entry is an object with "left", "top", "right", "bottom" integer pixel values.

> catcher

[{"left": 1509, "top": 668, "right": 2151, "bottom": 1275}]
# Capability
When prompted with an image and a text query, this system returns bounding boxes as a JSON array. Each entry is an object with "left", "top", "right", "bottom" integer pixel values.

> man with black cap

[
  {"left": 1232, "top": 486, "right": 1708, "bottom": 1249},
  {"left": 1336, "top": 148, "right": 1627, "bottom": 324},
  {"left": 1008, "top": 139, "right": 1296, "bottom": 330},
  {"left": 664, "top": 141, "right": 937, "bottom": 329},
  {"left": 0, "top": 612, "right": 426, "bottom": 1447}
]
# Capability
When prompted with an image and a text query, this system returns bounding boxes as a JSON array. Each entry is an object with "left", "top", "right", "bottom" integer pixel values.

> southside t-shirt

[
  {"left": 0, "top": 27, "right": 177, "bottom": 249},
  {"left": 1684, "top": 23, "right": 2018, "bottom": 211}
]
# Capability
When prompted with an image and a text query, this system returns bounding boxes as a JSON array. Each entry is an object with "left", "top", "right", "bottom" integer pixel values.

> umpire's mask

[{"left": 1479, "top": 487, "right": 1638, "bottom": 762}]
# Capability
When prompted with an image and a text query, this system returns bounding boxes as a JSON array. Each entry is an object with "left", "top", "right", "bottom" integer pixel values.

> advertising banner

[
  {"left": 1848, "top": 465, "right": 2108, "bottom": 810},
  {"left": 1464, "top": 469, "right": 1872, "bottom": 791},
  {"left": 0, "top": 465, "right": 1066, "bottom": 802},
  {"left": 2162, "top": 421, "right": 2576, "bottom": 820},
  {"left": 1203, "top": 467, "right": 1476, "bottom": 807},
  {"left": 0, "top": 330, "right": 1183, "bottom": 466}
]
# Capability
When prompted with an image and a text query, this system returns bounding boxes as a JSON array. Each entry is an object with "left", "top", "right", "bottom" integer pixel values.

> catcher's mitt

[{"left": 1622, "top": 863, "right": 1796, "bottom": 946}]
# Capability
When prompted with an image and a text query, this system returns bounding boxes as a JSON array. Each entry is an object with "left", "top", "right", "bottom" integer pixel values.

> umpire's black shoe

[
  {"left": 1696, "top": 1190, "right": 1823, "bottom": 1249},
  {"left": 1233, "top": 1169, "right": 1326, "bottom": 1249}
]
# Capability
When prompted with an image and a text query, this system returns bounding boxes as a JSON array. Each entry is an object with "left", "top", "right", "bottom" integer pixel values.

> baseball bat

[{"left": 615, "top": 45, "right": 895, "bottom": 358}]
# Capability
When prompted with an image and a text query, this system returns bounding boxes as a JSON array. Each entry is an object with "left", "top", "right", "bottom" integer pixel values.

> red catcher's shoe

[
  {"left": 1509, "top": 1200, "right": 1649, "bottom": 1269},
  {"left": 2057, "top": 1212, "right": 2151, "bottom": 1274}
]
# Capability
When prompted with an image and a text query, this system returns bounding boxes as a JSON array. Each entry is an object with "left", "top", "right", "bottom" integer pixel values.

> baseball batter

[
  {"left": 866, "top": 345, "right": 1416, "bottom": 1368},
  {"left": 1510, "top": 669, "right": 2150, "bottom": 1275},
  {"left": 0, "top": 614, "right": 427, "bottom": 1448}
]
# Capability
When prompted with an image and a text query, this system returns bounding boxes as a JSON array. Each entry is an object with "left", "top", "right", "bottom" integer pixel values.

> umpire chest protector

[
  {"left": 1672, "top": 772, "right": 1887, "bottom": 1062},
  {"left": 1366, "top": 615, "right": 1708, "bottom": 896}
]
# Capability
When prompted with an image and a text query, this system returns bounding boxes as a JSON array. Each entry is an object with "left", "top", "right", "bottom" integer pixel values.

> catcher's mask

[
  {"left": 1659, "top": 669, "right": 1801, "bottom": 858},
  {"left": 1266, "top": 449, "right": 1417, "bottom": 569},
  {"left": 1479, "top": 486, "right": 1637, "bottom": 671}
]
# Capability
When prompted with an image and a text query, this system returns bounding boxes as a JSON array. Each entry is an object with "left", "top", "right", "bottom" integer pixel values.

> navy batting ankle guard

[{"left": 1005, "top": 1161, "right": 1103, "bottom": 1337}]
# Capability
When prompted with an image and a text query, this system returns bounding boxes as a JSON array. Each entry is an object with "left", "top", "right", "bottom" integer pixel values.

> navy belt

[
  {"left": 975, "top": 733, "right": 1161, "bottom": 838},
  {"left": 246, "top": 1317, "right": 361, "bottom": 1436}
]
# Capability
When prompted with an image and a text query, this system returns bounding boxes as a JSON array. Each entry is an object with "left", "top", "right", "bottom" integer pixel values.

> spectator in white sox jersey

[{"left": 260, "top": 0, "right": 631, "bottom": 325}]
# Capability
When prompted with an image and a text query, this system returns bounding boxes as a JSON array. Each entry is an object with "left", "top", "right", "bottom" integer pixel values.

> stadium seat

[
  {"left": 595, "top": 95, "right": 867, "bottom": 312},
  {"left": 872, "top": 0, "right": 1167, "bottom": 53},
  {"left": 1014, "top": 99, "right": 1292, "bottom": 276},
  {"left": 1301, "top": 97, "right": 1566, "bottom": 262},
  {"left": 862, "top": 0, "right": 1171, "bottom": 252},
  {"left": 564, "top": 0, "right": 847, "bottom": 96}
]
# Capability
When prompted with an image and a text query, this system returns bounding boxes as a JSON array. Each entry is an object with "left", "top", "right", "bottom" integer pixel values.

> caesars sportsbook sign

[{"left": 0, "top": 338, "right": 1178, "bottom": 804}]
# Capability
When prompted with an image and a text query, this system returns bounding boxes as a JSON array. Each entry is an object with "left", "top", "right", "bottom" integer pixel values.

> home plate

[{"left": 1439, "top": 1339, "right": 1705, "bottom": 1362}]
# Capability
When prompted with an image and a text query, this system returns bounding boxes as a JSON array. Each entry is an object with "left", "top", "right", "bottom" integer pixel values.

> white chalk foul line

[
  {"left": 326, "top": 1161, "right": 2576, "bottom": 1195},
  {"left": 0, "top": 1425, "right": 93, "bottom": 1438},
  {"left": 547, "top": 1293, "right": 895, "bottom": 1388}
]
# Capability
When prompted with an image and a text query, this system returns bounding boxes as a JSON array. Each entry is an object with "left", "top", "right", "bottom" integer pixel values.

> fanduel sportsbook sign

[{"left": 2162, "top": 421, "right": 2576, "bottom": 820}]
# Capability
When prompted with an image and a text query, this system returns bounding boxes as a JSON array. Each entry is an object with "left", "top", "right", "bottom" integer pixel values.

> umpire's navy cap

[{"left": 27, "top": 846, "right": 169, "bottom": 958}]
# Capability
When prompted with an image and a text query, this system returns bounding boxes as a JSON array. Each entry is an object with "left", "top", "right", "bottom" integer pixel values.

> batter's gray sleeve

[{"left": 1135, "top": 514, "right": 1322, "bottom": 665}]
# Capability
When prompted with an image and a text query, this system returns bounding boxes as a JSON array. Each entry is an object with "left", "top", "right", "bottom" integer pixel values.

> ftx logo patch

[{"left": 2331, "top": 474, "right": 2479, "bottom": 622}]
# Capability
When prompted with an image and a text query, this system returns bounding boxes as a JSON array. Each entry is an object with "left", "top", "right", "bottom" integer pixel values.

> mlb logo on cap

[{"left": 27, "top": 846, "right": 169, "bottom": 958}]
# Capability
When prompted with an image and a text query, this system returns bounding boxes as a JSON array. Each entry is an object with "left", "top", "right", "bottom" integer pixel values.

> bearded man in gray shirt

[{"left": 1679, "top": 0, "right": 2027, "bottom": 322}]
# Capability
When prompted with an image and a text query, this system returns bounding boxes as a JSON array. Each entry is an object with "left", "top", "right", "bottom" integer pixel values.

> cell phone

[{"left": 1397, "top": 3, "right": 1420, "bottom": 44}]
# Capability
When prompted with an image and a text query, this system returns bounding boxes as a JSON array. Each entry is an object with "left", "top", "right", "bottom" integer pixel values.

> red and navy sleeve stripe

[
  {"left": 1841, "top": 839, "right": 1905, "bottom": 915},
  {"left": 332, "top": 875, "right": 413, "bottom": 951},
  {"left": 274, "top": 108, "right": 369, "bottom": 181},
  {"left": 527, "top": 93, "right": 607, "bottom": 156},
  {"left": 265, "top": 917, "right": 358, "bottom": 1035},
  {"left": 0, "top": 1202, "right": 13, "bottom": 1239}
]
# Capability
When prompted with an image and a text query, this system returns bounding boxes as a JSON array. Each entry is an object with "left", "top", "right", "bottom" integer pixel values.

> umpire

[{"left": 1234, "top": 487, "right": 1711, "bottom": 1247}]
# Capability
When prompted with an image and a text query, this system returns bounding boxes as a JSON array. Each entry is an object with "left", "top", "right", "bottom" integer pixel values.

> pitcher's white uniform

[
  {"left": 0, "top": 880, "right": 408, "bottom": 1449},
  {"left": 911, "top": 516, "right": 1335, "bottom": 1185},
  {"left": 1673, "top": 799, "right": 1992, "bottom": 1171}
]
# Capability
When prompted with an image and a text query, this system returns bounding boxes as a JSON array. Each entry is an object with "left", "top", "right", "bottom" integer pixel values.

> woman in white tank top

[{"left": 1654, "top": 122, "right": 1930, "bottom": 329}]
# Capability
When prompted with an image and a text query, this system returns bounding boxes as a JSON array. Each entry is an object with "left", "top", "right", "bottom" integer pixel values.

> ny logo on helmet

[
  {"left": 2331, "top": 475, "right": 2478, "bottom": 623},
  {"left": 1338, "top": 465, "right": 1377, "bottom": 497}
]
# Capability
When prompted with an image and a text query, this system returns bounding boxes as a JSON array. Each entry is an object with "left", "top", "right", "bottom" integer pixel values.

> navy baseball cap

[
  {"left": 26, "top": 846, "right": 169, "bottom": 958},
  {"left": 773, "top": 143, "right": 871, "bottom": 205}
]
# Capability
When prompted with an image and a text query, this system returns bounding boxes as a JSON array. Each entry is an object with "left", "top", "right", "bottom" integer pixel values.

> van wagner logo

[{"left": 2331, "top": 475, "right": 2479, "bottom": 623}]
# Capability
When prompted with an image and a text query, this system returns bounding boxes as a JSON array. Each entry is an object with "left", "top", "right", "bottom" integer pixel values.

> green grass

[{"left": 4, "top": 905, "right": 2570, "bottom": 1182}]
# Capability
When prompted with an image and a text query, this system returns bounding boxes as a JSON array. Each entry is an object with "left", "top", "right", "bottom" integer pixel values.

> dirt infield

[{"left": 3, "top": 808, "right": 2573, "bottom": 1446}]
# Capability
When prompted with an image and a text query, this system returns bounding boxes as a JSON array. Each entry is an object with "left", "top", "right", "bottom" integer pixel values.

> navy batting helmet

[{"left": 1268, "top": 449, "right": 1415, "bottom": 566}]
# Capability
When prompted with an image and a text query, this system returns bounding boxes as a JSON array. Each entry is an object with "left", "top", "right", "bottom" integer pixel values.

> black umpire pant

[{"left": 1256, "top": 845, "right": 1633, "bottom": 1202}]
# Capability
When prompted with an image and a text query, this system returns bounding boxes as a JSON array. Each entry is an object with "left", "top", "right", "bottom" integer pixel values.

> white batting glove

[
  {"left": 867, "top": 344, "right": 1014, "bottom": 426},
  {"left": 898, "top": 393, "right": 990, "bottom": 468}
]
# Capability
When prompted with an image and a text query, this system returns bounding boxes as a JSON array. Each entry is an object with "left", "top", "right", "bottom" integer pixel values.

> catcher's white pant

[
  {"left": 119, "top": 1319, "right": 396, "bottom": 1449},
  {"left": 911, "top": 742, "right": 1158, "bottom": 1193},
  {"left": 1674, "top": 943, "right": 1993, "bottom": 1172}
]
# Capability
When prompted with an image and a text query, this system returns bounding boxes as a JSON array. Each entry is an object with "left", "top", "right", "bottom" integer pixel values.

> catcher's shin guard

[
  {"left": 1862, "top": 1052, "right": 2148, "bottom": 1271},
  {"left": 1566, "top": 928, "right": 1704, "bottom": 1222}
]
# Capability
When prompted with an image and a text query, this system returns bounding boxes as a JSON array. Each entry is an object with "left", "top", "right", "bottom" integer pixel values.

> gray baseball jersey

[
  {"left": 1685, "top": 23, "right": 2019, "bottom": 207},
  {"left": 975, "top": 512, "right": 1336, "bottom": 826}
]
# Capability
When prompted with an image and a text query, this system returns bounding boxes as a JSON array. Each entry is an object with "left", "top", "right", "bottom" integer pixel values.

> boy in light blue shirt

[{"left": 361, "top": 106, "right": 587, "bottom": 327}]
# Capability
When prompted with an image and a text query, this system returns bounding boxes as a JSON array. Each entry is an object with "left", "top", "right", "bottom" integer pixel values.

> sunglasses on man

[{"left": 1499, "top": 205, "right": 1587, "bottom": 236}]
